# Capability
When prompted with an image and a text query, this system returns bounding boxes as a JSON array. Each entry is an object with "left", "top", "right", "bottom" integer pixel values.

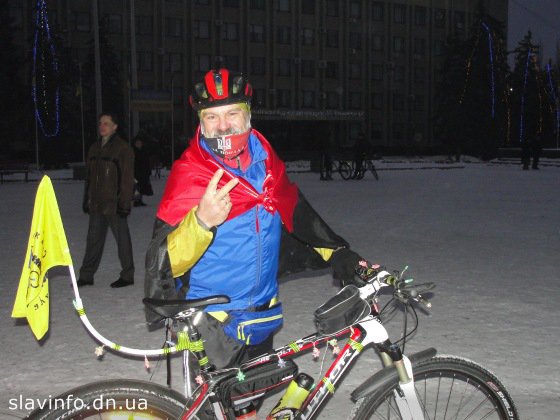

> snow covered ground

[{"left": 1, "top": 158, "right": 559, "bottom": 419}]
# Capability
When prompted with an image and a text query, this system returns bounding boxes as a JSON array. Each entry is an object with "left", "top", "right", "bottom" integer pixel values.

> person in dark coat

[
  {"left": 133, "top": 138, "right": 153, "bottom": 206},
  {"left": 78, "top": 112, "right": 135, "bottom": 288}
]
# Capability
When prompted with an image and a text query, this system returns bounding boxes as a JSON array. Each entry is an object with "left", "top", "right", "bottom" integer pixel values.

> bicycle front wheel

[
  {"left": 339, "top": 161, "right": 353, "bottom": 180},
  {"left": 349, "top": 356, "right": 518, "bottom": 420},
  {"left": 26, "top": 379, "right": 188, "bottom": 420}
]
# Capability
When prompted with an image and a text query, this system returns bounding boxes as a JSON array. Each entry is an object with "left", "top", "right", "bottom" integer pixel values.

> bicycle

[
  {"left": 338, "top": 159, "right": 379, "bottom": 181},
  {"left": 27, "top": 266, "right": 518, "bottom": 420}
]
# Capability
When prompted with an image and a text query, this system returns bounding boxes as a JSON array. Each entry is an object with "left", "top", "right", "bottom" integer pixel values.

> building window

[
  {"left": 249, "top": 24, "right": 265, "bottom": 43},
  {"left": 349, "top": 92, "right": 361, "bottom": 109},
  {"left": 194, "top": 20, "right": 209, "bottom": 38},
  {"left": 372, "top": 123, "right": 383, "bottom": 140},
  {"left": 302, "top": 0, "right": 315, "bottom": 14},
  {"left": 372, "top": 2, "right": 384, "bottom": 21},
  {"left": 326, "top": 61, "right": 338, "bottom": 78},
  {"left": 414, "top": 95, "right": 425, "bottom": 111},
  {"left": 105, "top": 14, "right": 122, "bottom": 34},
  {"left": 349, "top": 32, "right": 362, "bottom": 50},
  {"left": 414, "top": 38, "right": 426, "bottom": 57},
  {"left": 277, "top": 0, "right": 290, "bottom": 12},
  {"left": 136, "top": 16, "right": 152, "bottom": 35},
  {"left": 434, "top": 9, "right": 446, "bottom": 28},
  {"left": 393, "top": 36, "right": 405, "bottom": 54},
  {"left": 250, "top": 0, "right": 265, "bottom": 9},
  {"left": 372, "top": 34, "right": 384, "bottom": 52},
  {"left": 222, "top": 22, "right": 238, "bottom": 41},
  {"left": 173, "top": 86, "right": 183, "bottom": 105},
  {"left": 393, "top": 93, "right": 404, "bottom": 111},
  {"left": 74, "top": 12, "right": 90, "bottom": 32},
  {"left": 414, "top": 66, "right": 425, "bottom": 85},
  {"left": 223, "top": 0, "right": 240, "bottom": 7},
  {"left": 276, "top": 25, "right": 291, "bottom": 44},
  {"left": 326, "top": 92, "right": 339, "bottom": 109},
  {"left": 302, "top": 91, "right": 315, "bottom": 108},
  {"left": 253, "top": 88, "right": 266, "bottom": 107},
  {"left": 301, "top": 60, "right": 315, "bottom": 77},
  {"left": 301, "top": 28, "right": 315, "bottom": 46},
  {"left": 393, "top": 4, "right": 406, "bottom": 24},
  {"left": 194, "top": 55, "right": 210, "bottom": 72},
  {"left": 251, "top": 57, "right": 266, "bottom": 75},
  {"left": 9, "top": 6, "right": 23, "bottom": 29},
  {"left": 454, "top": 11, "right": 465, "bottom": 30},
  {"left": 349, "top": 0, "right": 361, "bottom": 18},
  {"left": 326, "top": 29, "right": 338, "bottom": 48},
  {"left": 394, "top": 65, "right": 404, "bottom": 82},
  {"left": 138, "top": 52, "right": 153, "bottom": 71},
  {"left": 392, "top": 123, "right": 404, "bottom": 141},
  {"left": 166, "top": 18, "right": 182, "bottom": 37},
  {"left": 414, "top": 6, "right": 427, "bottom": 26},
  {"left": 326, "top": 0, "right": 338, "bottom": 16},
  {"left": 164, "top": 53, "right": 182, "bottom": 72},
  {"left": 372, "top": 64, "right": 384, "bottom": 81},
  {"left": 277, "top": 89, "right": 291, "bottom": 107},
  {"left": 434, "top": 39, "right": 445, "bottom": 55},
  {"left": 372, "top": 93, "right": 383, "bottom": 110},
  {"left": 224, "top": 55, "right": 239, "bottom": 70},
  {"left": 349, "top": 62, "right": 361, "bottom": 79},
  {"left": 278, "top": 58, "right": 291, "bottom": 76}
]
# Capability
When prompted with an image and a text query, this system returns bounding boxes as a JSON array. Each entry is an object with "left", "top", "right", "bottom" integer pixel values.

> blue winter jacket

[{"left": 186, "top": 133, "right": 282, "bottom": 312}]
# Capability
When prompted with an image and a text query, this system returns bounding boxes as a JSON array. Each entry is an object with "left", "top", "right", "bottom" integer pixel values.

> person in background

[{"left": 79, "top": 112, "right": 135, "bottom": 288}]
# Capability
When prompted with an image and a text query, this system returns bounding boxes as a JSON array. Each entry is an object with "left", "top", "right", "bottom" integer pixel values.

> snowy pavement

[{"left": 1, "top": 160, "right": 559, "bottom": 419}]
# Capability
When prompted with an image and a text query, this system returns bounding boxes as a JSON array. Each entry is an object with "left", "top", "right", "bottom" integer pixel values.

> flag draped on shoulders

[{"left": 12, "top": 176, "right": 73, "bottom": 340}]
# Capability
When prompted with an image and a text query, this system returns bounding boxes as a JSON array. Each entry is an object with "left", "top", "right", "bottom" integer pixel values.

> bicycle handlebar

[{"left": 355, "top": 265, "right": 435, "bottom": 310}]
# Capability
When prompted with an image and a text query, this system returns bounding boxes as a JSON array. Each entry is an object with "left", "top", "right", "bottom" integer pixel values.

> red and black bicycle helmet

[{"left": 189, "top": 68, "right": 253, "bottom": 111}]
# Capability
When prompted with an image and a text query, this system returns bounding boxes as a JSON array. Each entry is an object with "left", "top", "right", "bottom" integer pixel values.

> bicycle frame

[{"left": 181, "top": 310, "right": 425, "bottom": 420}]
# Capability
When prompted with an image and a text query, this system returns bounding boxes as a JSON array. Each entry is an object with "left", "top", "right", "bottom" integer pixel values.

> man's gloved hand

[
  {"left": 330, "top": 248, "right": 367, "bottom": 287},
  {"left": 117, "top": 208, "right": 130, "bottom": 218},
  {"left": 82, "top": 202, "right": 89, "bottom": 214}
]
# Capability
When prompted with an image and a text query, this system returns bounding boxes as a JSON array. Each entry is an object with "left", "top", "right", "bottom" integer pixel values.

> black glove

[
  {"left": 117, "top": 208, "right": 130, "bottom": 218},
  {"left": 330, "top": 248, "right": 367, "bottom": 287},
  {"left": 82, "top": 201, "right": 89, "bottom": 214}
]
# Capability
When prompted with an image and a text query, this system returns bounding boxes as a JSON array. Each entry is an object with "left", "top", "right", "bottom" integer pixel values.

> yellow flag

[{"left": 12, "top": 176, "right": 73, "bottom": 340}]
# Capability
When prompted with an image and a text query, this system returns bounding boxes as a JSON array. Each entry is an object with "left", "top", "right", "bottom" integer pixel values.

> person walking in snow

[{"left": 144, "top": 68, "right": 368, "bottom": 370}]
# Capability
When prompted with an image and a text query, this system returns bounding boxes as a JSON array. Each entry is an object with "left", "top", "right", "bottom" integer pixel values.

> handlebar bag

[
  {"left": 223, "top": 303, "right": 283, "bottom": 345},
  {"left": 314, "top": 285, "right": 371, "bottom": 335},
  {"left": 220, "top": 358, "right": 298, "bottom": 406}
]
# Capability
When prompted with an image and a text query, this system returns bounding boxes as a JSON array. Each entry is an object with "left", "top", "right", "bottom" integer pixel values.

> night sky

[{"left": 508, "top": 0, "right": 560, "bottom": 62}]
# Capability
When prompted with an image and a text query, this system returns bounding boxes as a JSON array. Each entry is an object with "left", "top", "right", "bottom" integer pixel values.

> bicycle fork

[{"left": 378, "top": 343, "right": 424, "bottom": 419}]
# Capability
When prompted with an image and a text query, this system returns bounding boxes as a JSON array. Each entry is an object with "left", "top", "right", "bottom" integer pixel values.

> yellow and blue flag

[{"left": 12, "top": 176, "right": 72, "bottom": 340}]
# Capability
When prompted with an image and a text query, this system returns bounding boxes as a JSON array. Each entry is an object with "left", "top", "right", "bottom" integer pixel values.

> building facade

[{"left": 9, "top": 0, "right": 508, "bottom": 159}]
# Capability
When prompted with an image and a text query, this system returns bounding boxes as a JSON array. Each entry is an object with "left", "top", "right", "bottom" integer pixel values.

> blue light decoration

[
  {"left": 32, "top": 0, "right": 60, "bottom": 137},
  {"left": 546, "top": 63, "right": 560, "bottom": 148},
  {"left": 481, "top": 22, "right": 496, "bottom": 118},
  {"left": 519, "top": 48, "right": 532, "bottom": 143}
]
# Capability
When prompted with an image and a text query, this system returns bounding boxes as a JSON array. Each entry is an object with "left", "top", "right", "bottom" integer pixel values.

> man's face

[
  {"left": 98, "top": 115, "right": 118, "bottom": 138},
  {"left": 200, "top": 103, "right": 250, "bottom": 138}
]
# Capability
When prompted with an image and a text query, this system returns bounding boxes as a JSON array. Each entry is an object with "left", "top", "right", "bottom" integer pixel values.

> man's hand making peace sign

[{"left": 195, "top": 168, "right": 239, "bottom": 229}]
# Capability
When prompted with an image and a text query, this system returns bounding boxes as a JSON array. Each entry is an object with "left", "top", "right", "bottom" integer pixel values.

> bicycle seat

[{"left": 143, "top": 295, "right": 230, "bottom": 319}]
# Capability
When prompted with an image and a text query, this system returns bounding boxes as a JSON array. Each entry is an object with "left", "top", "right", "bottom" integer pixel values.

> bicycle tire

[
  {"left": 26, "top": 379, "right": 188, "bottom": 420},
  {"left": 339, "top": 161, "right": 353, "bottom": 180},
  {"left": 349, "top": 356, "right": 518, "bottom": 420}
]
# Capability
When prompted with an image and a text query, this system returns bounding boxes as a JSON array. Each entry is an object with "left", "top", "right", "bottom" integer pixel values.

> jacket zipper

[{"left": 252, "top": 205, "right": 262, "bottom": 309}]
